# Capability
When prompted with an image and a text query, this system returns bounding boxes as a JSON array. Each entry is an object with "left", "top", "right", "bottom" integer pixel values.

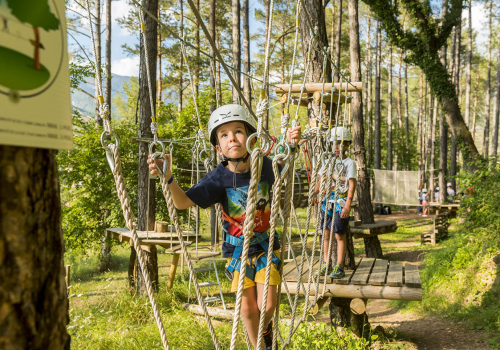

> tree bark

[
  {"left": 349, "top": 0, "right": 374, "bottom": 225},
  {"left": 157, "top": 4, "right": 162, "bottom": 108},
  {"left": 0, "top": 146, "right": 70, "bottom": 350},
  {"left": 464, "top": 0, "right": 472, "bottom": 128},
  {"left": 100, "top": 0, "right": 112, "bottom": 272},
  {"left": 136, "top": 0, "right": 159, "bottom": 295},
  {"left": 334, "top": 0, "right": 342, "bottom": 83},
  {"left": 374, "top": 21, "right": 381, "bottom": 170},
  {"left": 94, "top": 0, "right": 102, "bottom": 127},
  {"left": 365, "top": 18, "right": 372, "bottom": 168},
  {"left": 429, "top": 96, "right": 437, "bottom": 191},
  {"left": 472, "top": 70, "right": 479, "bottom": 140},
  {"left": 484, "top": 0, "right": 492, "bottom": 157},
  {"left": 404, "top": 60, "right": 409, "bottom": 169},
  {"left": 491, "top": 5, "right": 500, "bottom": 156},
  {"left": 242, "top": 0, "right": 251, "bottom": 108},
  {"left": 418, "top": 71, "right": 423, "bottom": 184},
  {"left": 194, "top": 0, "right": 200, "bottom": 97},
  {"left": 387, "top": 46, "right": 393, "bottom": 170},
  {"left": 397, "top": 48, "right": 402, "bottom": 128},
  {"left": 232, "top": 0, "right": 241, "bottom": 104},
  {"left": 438, "top": 111, "right": 448, "bottom": 203},
  {"left": 178, "top": 0, "right": 183, "bottom": 112}
]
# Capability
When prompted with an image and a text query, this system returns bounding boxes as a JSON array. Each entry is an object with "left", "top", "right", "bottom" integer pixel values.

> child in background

[
  {"left": 314, "top": 127, "right": 357, "bottom": 280},
  {"left": 148, "top": 104, "right": 301, "bottom": 350},
  {"left": 422, "top": 188, "right": 428, "bottom": 217}
]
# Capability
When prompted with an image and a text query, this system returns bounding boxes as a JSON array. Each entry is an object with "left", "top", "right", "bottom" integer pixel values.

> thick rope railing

[
  {"left": 158, "top": 170, "right": 221, "bottom": 350},
  {"left": 229, "top": 147, "right": 264, "bottom": 350},
  {"left": 109, "top": 145, "right": 170, "bottom": 350}
]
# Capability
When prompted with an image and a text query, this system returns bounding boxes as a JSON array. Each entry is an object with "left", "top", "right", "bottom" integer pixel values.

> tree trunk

[
  {"left": 397, "top": 48, "right": 402, "bottom": 128},
  {"left": 217, "top": 31, "right": 222, "bottom": 105},
  {"left": 418, "top": 71, "right": 423, "bottom": 185},
  {"left": 232, "top": 0, "right": 241, "bottom": 104},
  {"left": 136, "top": 0, "right": 159, "bottom": 295},
  {"left": 157, "top": 4, "right": 162, "bottom": 108},
  {"left": 0, "top": 146, "right": 71, "bottom": 349},
  {"left": 194, "top": 0, "right": 200, "bottom": 97},
  {"left": 491, "top": 5, "right": 500, "bottom": 156},
  {"left": 404, "top": 60, "right": 409, "bottom": 169},
  {"left": 365, "top": 18, "right": 372, "bottom": 169},
  {"left": 242, "top": 0, "right": 251, "bottom": 108},
  {"left": 464, "top": 0, "right": 472, "bottom": 128},
  {"left": 439, "top": 110, "right": 448, "bottom": 204},
  {"left": 450, "top": 136, "right": 457, "bottom": 189},
  {"left": 374, "top": 21, "right": 381, "bottom": 170},
  {"left": 387, "top": 46, "right": 393, "bottom": 170},
  {"left": 99, "top": 0, "right": 112, "bottom": 272},
  {"left": 94, "top": 0, "right": 102, "bottom": 127},
  {"left": 348, "top": 0, "right": 374, "bottom": 225},
  {"left": 429, "top": 96, "right": 437, "bottom": 191},
  {"left": 178, "top": 0, "right": 183, "bottom": 112},
  {"left": 484, "top": 0, "right": 492, "bottom": 157},
  {"left": 472, "top": 70, "right": 479, "bottom": 140},
  {"left": 334, "top": 0, "right": 342, "bottom": 83}
]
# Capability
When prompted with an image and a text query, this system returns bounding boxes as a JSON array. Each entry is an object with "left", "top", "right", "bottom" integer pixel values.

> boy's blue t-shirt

[{"left": 186, "top": 156, "right": 281, "bottom": 258}]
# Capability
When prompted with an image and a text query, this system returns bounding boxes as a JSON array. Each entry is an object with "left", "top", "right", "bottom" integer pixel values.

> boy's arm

[
  {"left": 341, "top": 178, "right": 356, "bottom": 219},
  {"left": 148, "top": 155, "right": 195, "bottom": 210}
]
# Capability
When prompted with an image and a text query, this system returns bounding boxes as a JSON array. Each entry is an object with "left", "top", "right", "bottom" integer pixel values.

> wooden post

[
  {"left": 65, "top": 265, "right": 71, "bottom": 288},
  {"left": 167, "top": 253, "right": 180, "bottom": 289},
  {"left": 350, "top": 298, "right": 367, "bottom": 315}
]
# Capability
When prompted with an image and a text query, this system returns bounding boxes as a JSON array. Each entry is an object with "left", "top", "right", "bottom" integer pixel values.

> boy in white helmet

[
  {"left": 314, "top": 126, "right": 357, "bottom": 280},
  {"left": 148, "top": 104, "right": 301, "bottom": 350},
  {"left": 434, "top": 187, "right": 440, "bottom": 202}
]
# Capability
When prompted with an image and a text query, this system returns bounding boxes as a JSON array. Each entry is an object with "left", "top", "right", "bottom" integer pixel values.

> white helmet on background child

[
  {"left": 447, "top": 182, "right": 452, "bottom": 187},
  {"left": 436, "top": 187, "right": 440, "bottom": 191},
  {"left": 422, "top": 189, "right": 428, "bottom": 193},
  {"left": 208, "top": 104, "right": 256, "bottom": 147},
  {"left": 330, "top": 126, "right": 352, "bottom": 142}
]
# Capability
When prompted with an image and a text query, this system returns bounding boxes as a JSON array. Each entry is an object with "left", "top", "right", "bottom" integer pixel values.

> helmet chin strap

[{"left": 220, "top": 152, "right": 250, "bottom": 191}]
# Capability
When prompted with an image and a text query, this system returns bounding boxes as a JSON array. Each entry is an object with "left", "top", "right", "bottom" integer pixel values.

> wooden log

[
  {"left": 65, "top": 265, "right": 70, "bottom": 288},
  {"left": 275, "top": 82, "right": 363, "bottom": 94},
  {"left": 155, "top": 221, "right": 169, "bottom": 233},
  {"left": 182, "top": 303, "right": 234, "bottom": 320},
  {"left": 404, "top": 263, "right": 422, "bottom": 288},
  {"left": 350, "top": 298, "right": 367, "bottom": 315},
  {"left": 312, "top": 91, "right": 351, "bottom": 104},
  {"left": 351, "top": 258, "right": 375, "bottom": 285},
  {"left": 309, "top": 296, "right": 330, "bottom": 315},
  {"left": 282, "top": 281, "right": 422, "bottom": 301},
  {"left": 167, "top": 253, "right": 180, "bottom": 289}
]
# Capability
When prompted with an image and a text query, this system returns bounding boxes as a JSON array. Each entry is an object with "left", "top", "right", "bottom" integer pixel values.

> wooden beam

[
  {"left": 167, "top": 253, "right": 180, "bottom": 289},
  {"left": 282, "top": 282, "right": 422, "bottom": 301},
  {"left": 274, "top": 82, "right": 363, "bottom": 94},
  {"left": 350, "top": 298, "right": 367, "bottom": 315}
]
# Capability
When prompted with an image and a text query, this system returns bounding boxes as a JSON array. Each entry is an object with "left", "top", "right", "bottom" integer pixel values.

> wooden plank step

[
  {"left": 194, "top": 267, "right": 213, "bottom": 273},
  {"left": 404, "top": 263, "right": 422, "bottom": 288},
  {"left": 368, "top": 259, "right": 389, "bottom": 286},
  {"left": 386, "top": 261, "right": 403, "bottom": 286},
  {"left": 333, "top": 257, "right": 363, "bottom": 285},
  {"left": 284, "top": 257, "right": 320, "bottom": 282},
  {"left": 198, "top": 282, "right": 219, "bottom": 288},
  {"left": 351, "top": 258, "right": 375, "bottom": 285},
  {"left": 189, "top": 251, "right": 221, "bottom": 261}
]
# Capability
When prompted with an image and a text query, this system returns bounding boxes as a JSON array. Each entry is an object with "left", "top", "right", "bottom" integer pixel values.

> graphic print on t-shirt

[{"left": 226, "top": 181, "right": 271, "bottom": 238}]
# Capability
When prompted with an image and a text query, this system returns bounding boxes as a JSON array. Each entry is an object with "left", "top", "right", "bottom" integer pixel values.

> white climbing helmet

[
  {"left": 436, "top": 187, "right": 440, "bottom": 191},
  {"left": 330, "top": 126, "right": 352, "bottom": 142},
  {"left": 208, "top": 104, "right": 256, "bottom": 147},
  {"left": 447, "top": 182, "right": 452, "bottom": 187},
  {"left": 422, "top": 189, "right": 428, "bottom": 193}
]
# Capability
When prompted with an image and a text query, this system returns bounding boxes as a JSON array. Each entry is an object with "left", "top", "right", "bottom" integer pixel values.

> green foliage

[
  {"left": 395, "top": 161, "right": 500, "bottom": 343},
  {"left": 69, "top": 62, "right": 94, "bottom": 92},
  {"left": 58, "top": 111, "right": 138, "bottom": 252},
  {"left": 289, "top": 322, "right": 370, "bottom": 349}
]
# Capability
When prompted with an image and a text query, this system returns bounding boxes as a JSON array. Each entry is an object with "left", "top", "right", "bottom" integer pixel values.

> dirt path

[
  {"left": 367, "top": 299, "right": 492, "bottom": 350},
  {"left": 315, "top": 212, "right": 493, "bottom": 349}
]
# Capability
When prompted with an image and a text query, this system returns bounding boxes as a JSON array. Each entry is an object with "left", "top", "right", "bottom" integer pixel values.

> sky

[{"left": 66, "top": 0, "right": 491, "bottom": 78}]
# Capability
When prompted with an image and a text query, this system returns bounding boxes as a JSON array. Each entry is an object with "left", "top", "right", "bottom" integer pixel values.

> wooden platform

[
  {"left": 281, "top": 256, "right": 422, "bottom": 301},
  {"left": 106, "top": 227, "right": 196, "bottom": 251},
  {"left": 349, "top": 220, "right": 398, "bottom": 238},
  {"left": 428, "top": 203, "right": 460, "bottom": 214}
]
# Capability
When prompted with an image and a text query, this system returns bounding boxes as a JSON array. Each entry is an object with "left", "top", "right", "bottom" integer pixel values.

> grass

[{"left": 66, "top": 207, "right": 374, "bottom": 349}]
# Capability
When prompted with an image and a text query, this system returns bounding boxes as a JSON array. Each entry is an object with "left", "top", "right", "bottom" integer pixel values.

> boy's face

[
  {"left": 332, "top": 140, "right": 350, "bottom": 156},
  {"left": 215, "top": 122, "right": 250, "bottom": 159}
]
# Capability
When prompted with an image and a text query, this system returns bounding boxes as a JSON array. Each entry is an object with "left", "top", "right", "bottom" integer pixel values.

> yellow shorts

[{"left": 226, "top": 250, "right": 281, "bottom": 293}]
